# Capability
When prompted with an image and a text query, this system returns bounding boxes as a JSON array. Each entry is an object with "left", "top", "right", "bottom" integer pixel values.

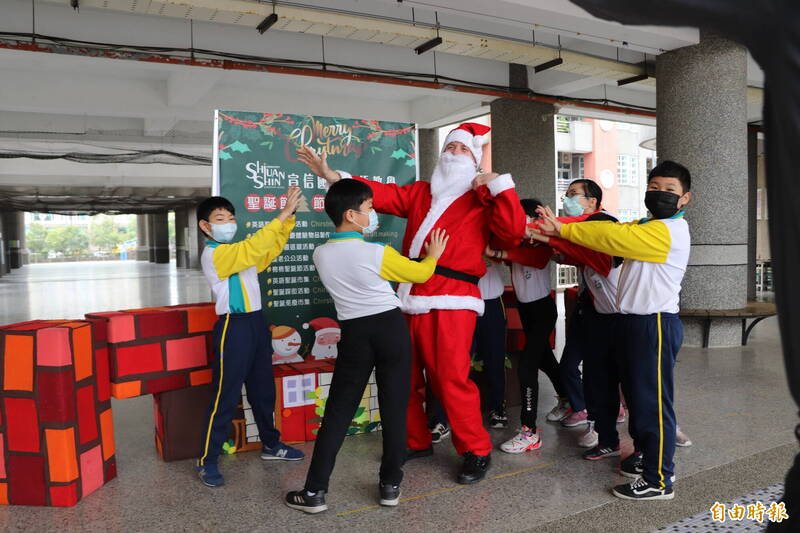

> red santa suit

[{"left": 337, "top": 123, "right": 526, "bottom": 456}]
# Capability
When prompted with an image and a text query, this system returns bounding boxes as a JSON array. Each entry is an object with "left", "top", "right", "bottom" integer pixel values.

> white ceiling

[{"left": 0, "top": 0, "right": 766, "bottom": 213}]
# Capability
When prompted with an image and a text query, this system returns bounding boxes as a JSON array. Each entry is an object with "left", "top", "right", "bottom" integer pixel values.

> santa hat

[
  {"left": 270, "top": 325, "right": 297, "bottom": 340},
  {"left": 303, "top": 317, "right": 340, "bottom": 337},
  {"left": 441, "top": 122, "right": 491, "bottom": 165}
]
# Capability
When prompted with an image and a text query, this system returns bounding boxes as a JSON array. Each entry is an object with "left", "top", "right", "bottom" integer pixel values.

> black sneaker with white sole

[
  {"left": 620, "top": 451, "right": 644, "bottom": 478},
  {"left": 285, "top": 489, "right": 328, "bottom": 514},
  {"left": 582, "top": 444, "right": 621, "bottom": 461},
  {"left": 379, "top": 482, "right": 401, "bottom": 506},
  {"left": 431, "top": 422, "right": 451, "bottom": 443},
  {"left": 488, "top": 407, "right": 509, "bottom": 429},
  {"left": 611, "top": 477, "right": 674, "bottom": 501}
]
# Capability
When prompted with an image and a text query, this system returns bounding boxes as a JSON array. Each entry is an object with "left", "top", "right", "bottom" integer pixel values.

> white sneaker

[
  {"left": 676, "top": 426, "right": 692, "bottom": 447},
  {"left": 578, "top": 421, "right": 599, "bottom": 448},
  {"left": 500, "top": 426, "right": 541, "bottom": 454},
  {"left": 546, "top": 397, "right": 571, "bottom": 422}
]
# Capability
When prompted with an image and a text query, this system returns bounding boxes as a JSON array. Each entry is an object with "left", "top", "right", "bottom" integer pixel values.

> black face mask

[{"left": 645, "top": 190, "right": 681, "bottom": 219}]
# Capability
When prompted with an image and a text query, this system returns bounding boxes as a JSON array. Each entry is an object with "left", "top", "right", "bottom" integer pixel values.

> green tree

[
  {"left": 46, "top": 225, "right": 89, "bottom": 255},
  {"left": 26, "top": 222, "right": 49, "bottom": 255},
  {"left": 89, "top": 214, "right": 133, "bottom": 251}
]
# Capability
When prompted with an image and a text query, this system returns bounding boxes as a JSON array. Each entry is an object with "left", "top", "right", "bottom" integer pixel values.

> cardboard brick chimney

[
  {"left": 85, "top": 303, "right": 217, "bottom": 399},
  {"left": 0, "top": 320, "right": 116, "bottom": 506}
]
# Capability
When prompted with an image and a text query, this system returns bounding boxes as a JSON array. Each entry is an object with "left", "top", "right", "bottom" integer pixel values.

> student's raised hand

[
  {"left": 424, "top": 228, "right": 450, "bottom": 260},
  {"left": 526, "top": 226, "right": 550, "bottom": 244},
  {"left": 295, "top": 145, "right": 340, "bottom": 184},
  {"left": 535, "top": 205, "right": 562, "bottom": 236},
  {"left": 472, "top": 172, "right": 499, "bottom": 190},
  {"left": 278, "top": 186, "right": 303, "bottom": 221}
]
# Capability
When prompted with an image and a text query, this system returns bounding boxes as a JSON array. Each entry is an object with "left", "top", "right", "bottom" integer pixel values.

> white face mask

[
  {"left": 210, "top": 222, "right": 237, "bottom": 243},
  {"left": 354, "top": 209, "right": 379, "bottom": 234},
  {"left": 430, "top": 152, "right": 477, "bottom": 201}
]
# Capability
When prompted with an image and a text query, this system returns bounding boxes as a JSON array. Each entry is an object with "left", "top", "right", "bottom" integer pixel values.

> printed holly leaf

[
  {"left": 260, "top": 141, "right": 274, "bottom": 149},
  {"left": 305, "top": 391, "right": 317, "bottom": 399},
  {"left": 218, "top": 150, "right": 232, "bottom": 160},
  {"left": 404, "top": 158, "right": 416, "bottom": 167},
  {"left": 370, "top": 146, "right": 383, "bottom": 154},
  {"left": 354, "top": 406, "right": 365, "bottom": 418},
  {"left": 307, "top": 416, "right": 323, "bottom": 424},
  {"left": 315, "top": 398, "right": 325, "bottom": 407},
  {"left": 390, "top": 149, "right": 407, "bottom": 159},
  {"left": 311, "top": 428, "right": 319, "bottom": 435},
  {"left": 315, "top": 406, "right": 325, "bottom": 416},
  {"left": 346, "top": 427, "right": 360, "bottom": 435},
  {"left": 365, "top": 422, "right": 380, "bottom": 432},
  {"left": 229, "top": 140, "right": 251, "bottom": 153}
]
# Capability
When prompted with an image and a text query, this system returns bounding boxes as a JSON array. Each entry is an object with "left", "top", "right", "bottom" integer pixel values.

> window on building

[
  {"left": 572, "top": 154, "right": 585, "bottom": 180},
  {"left": 617, "top": 209, "right": 641, "bottom": 223},
  {"left": 557, "top": 153, "right": 572, "bottom": 199},
  {"left": 617, "top": 155, "right": 638, "bottom": 186}
]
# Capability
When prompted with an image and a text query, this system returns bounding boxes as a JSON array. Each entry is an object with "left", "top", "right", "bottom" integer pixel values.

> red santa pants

[{"left": 406, "top": 309, "right": 493, "bottom": 456}]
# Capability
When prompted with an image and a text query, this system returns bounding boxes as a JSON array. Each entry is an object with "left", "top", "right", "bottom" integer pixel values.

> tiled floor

[{"left": 0, "top": 261, "right": 795, "bottom": 532}]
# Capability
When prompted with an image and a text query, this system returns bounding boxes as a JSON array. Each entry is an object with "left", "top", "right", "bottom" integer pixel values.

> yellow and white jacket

[
  {"left": 313, "top": 231, "right": 438, "bottom": 321},
  {"left": 201, "top": 217, "right": 295, "bottom": 315},
  {"left": 559, "top": 213, "right": 690, "bottom": 315}
]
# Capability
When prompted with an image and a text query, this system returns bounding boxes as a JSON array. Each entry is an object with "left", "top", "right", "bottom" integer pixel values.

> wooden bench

[{"left": 679, "top": 301, "right": 777, "bottom": 348}]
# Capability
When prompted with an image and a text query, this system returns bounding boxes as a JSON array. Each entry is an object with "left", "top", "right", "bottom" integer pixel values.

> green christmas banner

[{"left": 213, "top": 111, "right": 417, "bottom": 364}]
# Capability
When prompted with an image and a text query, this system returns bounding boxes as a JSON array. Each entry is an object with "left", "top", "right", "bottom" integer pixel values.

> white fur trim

[
  {"left": 314, "top": 327, "right": 339, "bottom": 337},
  {"left": 407, "top": 195, "right": 460, "bottom": 258},
  {"left": 399, "top": 293, "right": 485, "bottom": 316},
  {"left": 337, "top": 170, "right": 353, "bottom": 180},
  {"left": 486, "top": 173, "right": 515, "bottom": 196}
]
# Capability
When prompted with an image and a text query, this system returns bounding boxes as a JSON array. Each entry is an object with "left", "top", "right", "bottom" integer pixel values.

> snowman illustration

[{"left": 270, "top": 325, "right": 304, "bottom": 365}]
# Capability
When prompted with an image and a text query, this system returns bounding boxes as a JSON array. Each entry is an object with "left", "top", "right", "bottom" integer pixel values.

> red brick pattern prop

[
  {"left": 0, "top": 320, "right": 116, "bottom": 507},
  {"left": 86, "top": 303, "right": 217, "bottom": 399}
]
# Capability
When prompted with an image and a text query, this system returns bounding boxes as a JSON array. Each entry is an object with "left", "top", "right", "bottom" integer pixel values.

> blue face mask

[
  {"left": 355, "top": 209, "right": 379, "bottom": 234},
  {"left": 562, "top": 195, "right": 586, "bottom": 217},
  {"left": 210, "top": 222, "right": 237, "bottom": 243}
]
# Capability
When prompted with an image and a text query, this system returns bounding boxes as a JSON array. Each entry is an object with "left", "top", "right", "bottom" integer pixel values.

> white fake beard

[{"left": 429, "top": 152, "right": 477, "bottom": 202}]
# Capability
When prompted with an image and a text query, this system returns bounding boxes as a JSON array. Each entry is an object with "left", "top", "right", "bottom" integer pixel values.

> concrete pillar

[
  {"left": 417, "top": 128, "right": 439, "bottom": 181},
  {"left": 1, "top": 211, "right": 28, "bottom": 269},
  {"left": 174, "top": 208, "right": 189, "bottom": 269},
  {"left": 747, "top": 129, "right": 758, "bottom": 301},
  {"left": 186, "top": 205, "right": 204, "bottom": 269},
  {"left": 136, "top": 215, "right": 149, "bottom": 261},
  {"left": 149, "top": 213, "right": 170, "bottom": 264},
  {"left": 0, "top": 212, "right": 5, "bottom": 277},
  {"left": 490, "top": 98, "right": 557, "bottom": 207},
  {"left": 657, "top": 32, "right": 748, "bottom": 346},
  {"left": 147, "top": 215, "right": 156, "bottom": 263}
]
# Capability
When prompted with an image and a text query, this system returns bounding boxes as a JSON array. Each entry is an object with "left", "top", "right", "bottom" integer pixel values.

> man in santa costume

[
  {"left": 305, "top": 317, "right": 341, "bottom": 360},
  {"left": 297, "top": 123, "right": 525, "bottom": 483}
]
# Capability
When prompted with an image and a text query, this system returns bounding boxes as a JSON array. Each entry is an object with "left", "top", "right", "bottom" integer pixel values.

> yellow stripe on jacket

[
  {"left": 211, "top": 217, "right": 295, "bottom": 279},
  {"left": 559, "top": 219, "right": 672, "bottom": 264},
  {"left": 379, "top": 246, "right": 438, "bottom": 283}
]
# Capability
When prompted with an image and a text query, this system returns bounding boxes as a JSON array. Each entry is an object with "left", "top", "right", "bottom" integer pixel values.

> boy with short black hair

[
  {"left": 537, "top": 160, "right": 693, "bottom": 501},
  {"left": 195, "top": 187, "right": 305, "bottom": 487},
  {"left": 285, "top": 178, "right": 448, "bottom": 514}
]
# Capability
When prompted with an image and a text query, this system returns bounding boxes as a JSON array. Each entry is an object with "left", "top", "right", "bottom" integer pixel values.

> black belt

[{"left": 411, "top": 258, "right": 480, "bottom": 285}]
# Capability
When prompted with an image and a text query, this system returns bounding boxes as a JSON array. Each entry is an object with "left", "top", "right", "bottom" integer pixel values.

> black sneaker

[
  {"left": 379, "top": 482, "right": 401, "bottom": 506},
  {"left": 612, "top": 477, "right": 674, "bottom": 501},
  {"left": 457, "top": 452, "right": 491, "bottom": 484},
  {"left": 620, "top": 451, "right": 644, "bottom": 478},
  {"left": 405, "top": 446, "right": 433, "bottom": 463},
  {"left": 488, "top": 407, "right": 508, "bottom": 429},
  {"left": 582, "top": 445, "right": 621, "bottom": 461},
  {"left": 285, "top": 489, "right": 328, "bottom": 514},
  {"left": 431, "top": 422, "right": 451, "bottom": 443}
]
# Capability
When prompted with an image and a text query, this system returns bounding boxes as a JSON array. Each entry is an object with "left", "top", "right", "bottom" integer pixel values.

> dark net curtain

[{"left": 570, "top": 1, "right": 799, "bottom": 529}]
